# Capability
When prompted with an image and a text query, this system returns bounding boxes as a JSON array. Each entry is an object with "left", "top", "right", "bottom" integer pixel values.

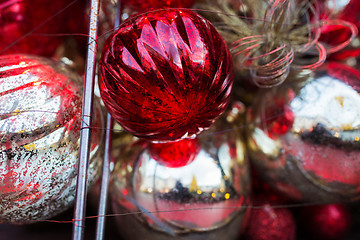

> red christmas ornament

[
  {"left": 0, "top": 0, "right": 87, "bottom": 57},
  {"left": 244, "top": 203, "right": 296, "bottom": 240},
  {"left": 301, "top": 204, "right": 351, "bottom": 240},
  {"left": 99, "top": 9, "right": 233, "bottom": 141},
  {"left": 123, "top": 0, "right": 195, "bottom": 13},
  {"left": 149, "top": 138, "right": 200, "bottom": 168}
]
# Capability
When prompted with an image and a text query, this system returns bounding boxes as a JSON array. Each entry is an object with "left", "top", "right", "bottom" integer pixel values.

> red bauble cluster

[{"left": 99, "top": 9, "right": 233, "bottom": 141}]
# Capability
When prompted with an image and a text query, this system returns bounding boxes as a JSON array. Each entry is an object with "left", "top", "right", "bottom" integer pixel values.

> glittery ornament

[
  {"left": 247, "top": 62, "right": 360, "bottom": 203},
  {"left": 99, "top": 9, "right": 233, "bottom": 141},
  {"left": 0, "top": 55, "right": 104, "bottom": 224},
  {"left": 301, "top": 204, "right": 350, "bottom": 240},
  {"left": 0, "top": 0, "right": 80, "bottom": 57},
  {"left": 243, "top": 203, "right": 295, "bottom": 240},
  {"left": 123, "top": 0, "right": 195, "bottom": 13},
  {"left": 110, "top": 109, "right": 250, "bottom": 240}
]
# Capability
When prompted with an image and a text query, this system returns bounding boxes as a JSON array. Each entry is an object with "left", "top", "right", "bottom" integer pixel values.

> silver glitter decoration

[{"left": 0, "top": 55, "right": 104, "bottom": 224}]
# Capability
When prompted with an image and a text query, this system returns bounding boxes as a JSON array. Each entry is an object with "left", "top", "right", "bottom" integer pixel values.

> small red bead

[
  {"left": 264, "top": 98, "right": 295, "bottom": 137},
  {"left": 149, "top": 138, "right": 200, "bottom": 168}
]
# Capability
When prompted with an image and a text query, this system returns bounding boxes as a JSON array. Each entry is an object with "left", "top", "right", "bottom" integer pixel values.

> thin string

[{"left": 23, "top": 199, "right": 356, "bottom": 224}]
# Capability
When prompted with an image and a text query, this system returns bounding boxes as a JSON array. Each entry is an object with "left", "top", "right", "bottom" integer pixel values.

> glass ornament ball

[
  {"left": 149, "top": 138, "right": 201, "bottom": 168},
  {"left": 110, "top": 109, "right": 250, "bottom": 240},
  {"left": 247, "top": 62, "right": 360, "bottom": 203},
  {"left": 0, "top": 54, "right": 104, "bottom": 224},
  {"left": 99, "top": 9, "right": 233, "bottom": 141}
]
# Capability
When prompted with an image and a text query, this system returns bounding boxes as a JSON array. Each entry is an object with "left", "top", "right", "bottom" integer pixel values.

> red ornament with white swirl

[
  {"left": 99, "top": 9, "right": 233, "bottom": 141},
  {"left": 0, "top": 55, "right": 104, "bottom": 224}
]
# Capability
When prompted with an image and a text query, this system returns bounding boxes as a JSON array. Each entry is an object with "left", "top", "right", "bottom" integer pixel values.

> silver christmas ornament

[
  {"left": 0, "top": 54, "right": 104, "bottom": 224},
  {"left": 110, "top": 107, "right": 250, "bottom": 240},
  {"left": 247, "top": 62, "right": 360, "bottom": 203}
]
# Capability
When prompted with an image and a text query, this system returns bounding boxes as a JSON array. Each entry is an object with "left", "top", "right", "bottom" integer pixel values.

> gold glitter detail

[
  {"left": 12, "top": 109, "right": 21, "bottom": 116},
  {"left": 24, "top": 143, "right": 36, "bottom": 151},
  {"left": 335, "top": 96, "right": 344, "bottom": 107},
  {"left": 189, "top": 175, "right": 199, "bottom": 192},
  {"left": 18, "top": 129, "right": 26, "bottom": 133},
  {"left": 342, "top": 124, "right": 354, "bottom": 131}
]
